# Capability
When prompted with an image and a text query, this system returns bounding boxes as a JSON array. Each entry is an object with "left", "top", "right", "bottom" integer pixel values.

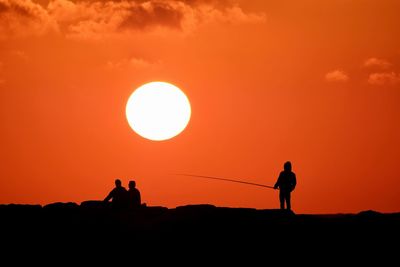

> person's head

[
  {"left": 115, "top": 179, "right": 122, "bottom": 187},
  {"left": 129, "top": 180, "right": 136, "bottom": 190},
  {"left": 284, "top": 161, "right": 292, "bottom": 171}
]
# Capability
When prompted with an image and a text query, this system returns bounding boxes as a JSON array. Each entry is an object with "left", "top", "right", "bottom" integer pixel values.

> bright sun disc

[{"left": 126, "top": 82, "right": 191, "bottom": 141}]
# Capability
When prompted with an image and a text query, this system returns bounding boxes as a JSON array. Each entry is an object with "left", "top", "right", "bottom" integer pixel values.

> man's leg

[
  {"left": 279, "top": 192, "right": 285, "bottom": 209},
  {"left": 286, "top": 192, "right": 291, "bottom": 210}
]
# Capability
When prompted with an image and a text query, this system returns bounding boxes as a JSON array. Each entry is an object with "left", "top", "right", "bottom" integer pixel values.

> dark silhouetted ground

[{"left": 1, "top": 202, "right": 398, "bottom": 261}]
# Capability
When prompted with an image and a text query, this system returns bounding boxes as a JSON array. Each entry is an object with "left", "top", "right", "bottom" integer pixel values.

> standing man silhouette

[{"left": 274, "top": 161, "right": 297, "bottom": 210}]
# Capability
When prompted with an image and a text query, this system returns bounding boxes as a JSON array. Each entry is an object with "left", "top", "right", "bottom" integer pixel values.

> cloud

[
  {"left": 58, "top": 0, "right": 266, "bottom": 39},
  {"left": 0, "top": 0, "right": 58, "bottom": 38},
  {"left": 325, "top": 70, "right": 349, "bottom": 82},
  {"left": 364, "top": 57, "right": 392, "bottom": 69},
  {"left": 105, "top": 57, "right": 161, "bottom": 70},
  {"left": 0, "top": 0, "right": 265, "bottom": 39},
  {"left": 368, "top": 72, "right": 400, "bottom": 86},
  {"left": 10, "top": 49, "right": 28, "bottom": 60}
]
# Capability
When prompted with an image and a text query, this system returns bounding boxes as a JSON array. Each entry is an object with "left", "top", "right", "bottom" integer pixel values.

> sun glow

[{"left": 126, "top": 82, "right": 191, "bottom": 141}]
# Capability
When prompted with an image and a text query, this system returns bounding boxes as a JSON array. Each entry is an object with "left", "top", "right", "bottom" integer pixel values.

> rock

[
  {"left": 80, "top": 200, "right": 107, "bottom": 209},
  {"left": 43, "top": 202, "right": 79, "bottom": 210}
]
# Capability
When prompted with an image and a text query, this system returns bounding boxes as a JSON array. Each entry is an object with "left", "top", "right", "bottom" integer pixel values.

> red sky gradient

[{"left": 1, "top": 0, "right": 399, "bottom": 213}]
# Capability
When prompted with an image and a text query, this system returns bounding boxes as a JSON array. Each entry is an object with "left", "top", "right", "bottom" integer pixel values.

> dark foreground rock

[{"left": 0, "top": 202, "right": 399, "bottom": 260}]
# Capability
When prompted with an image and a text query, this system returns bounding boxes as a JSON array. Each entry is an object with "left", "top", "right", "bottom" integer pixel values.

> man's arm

[
  {"left": 274, "top": 174, "right": 281, "bottom": 189},
  {"left": 103, "top": 190, "right": 113, "bottom": 202},
  {"left": 291, "top": 173, "right": 297, "bottom": 191}
]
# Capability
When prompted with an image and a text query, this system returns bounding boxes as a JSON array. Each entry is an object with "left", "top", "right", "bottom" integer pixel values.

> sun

[{"left": 126, "top": 82, "right": 191, "bottom": 141}]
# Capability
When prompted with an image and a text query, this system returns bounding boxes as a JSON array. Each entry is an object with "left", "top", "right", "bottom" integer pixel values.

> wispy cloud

[
  {"left": 364, "top": 57, "right": 392, "bottom": 69},
  {"left": 1, "top": 0, "right": 266, "bottom": 39},
  {"left": 10, "top": 49, "right": 28, "bottom": 60},
  {"left": 325, "top": 70, "right": 349, "bottom": 82},
  {"left": 0, "top": 0, "right": 58, "bottom": 38},
  {"left": 368, "top": 72, "right": 400, "bottom": 86},
  {"left": 105, "top": 57, "right": 161, "bottom": 70}
]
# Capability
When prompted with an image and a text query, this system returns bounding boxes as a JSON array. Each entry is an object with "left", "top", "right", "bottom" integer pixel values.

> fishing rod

[{"left": 173, "top": 174, "right": 275, "bottom": 189}]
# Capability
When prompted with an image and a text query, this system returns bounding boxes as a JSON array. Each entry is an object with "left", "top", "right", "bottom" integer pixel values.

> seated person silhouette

[
  {"left": 103, "top": 179, "right": 128, "bottom": 209},
  {"left": 274, "top": 161, "right": 297, "bottom": 211},
  {"left": 127, "top": 180, "right": 141, "bottom": 209}
]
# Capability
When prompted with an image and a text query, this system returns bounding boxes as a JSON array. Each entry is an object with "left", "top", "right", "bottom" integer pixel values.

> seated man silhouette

[
  {"left": 274, "top": 161, "right": 297, "bottom": 211},
  {"left": 127, "top": 180, "right": 141, "bottom": 209},
  {"left": 103, "top": 179, "right": 128, "bottom": 209}
]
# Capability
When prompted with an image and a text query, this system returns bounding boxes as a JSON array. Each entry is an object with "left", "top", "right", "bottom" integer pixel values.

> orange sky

[{"left": 1, "top": 0, "right": 399, "bottom": 213}]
